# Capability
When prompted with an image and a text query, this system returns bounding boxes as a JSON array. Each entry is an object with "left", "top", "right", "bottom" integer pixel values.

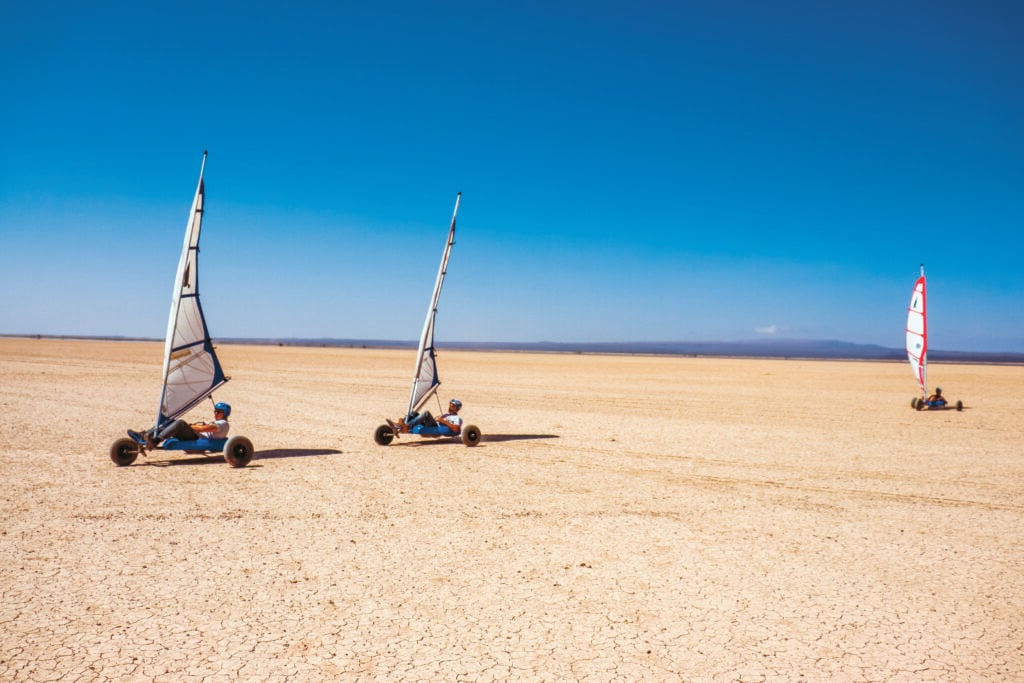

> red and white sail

[{"left": 905, "top": 266, "right": 927, "bottom": 397}]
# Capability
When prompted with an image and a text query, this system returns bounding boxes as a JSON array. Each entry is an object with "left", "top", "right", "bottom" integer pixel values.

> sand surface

[{"left": 1, "top": 337, "right": 1022, "bottom": 681}]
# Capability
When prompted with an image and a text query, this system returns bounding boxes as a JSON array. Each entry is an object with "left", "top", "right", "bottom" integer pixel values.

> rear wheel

[
  {"left": 374, "top": 424, "right": 395, "bottom": 446},
  {"left": 461, "top": 425, "right": 482, "bottom": 447},
  {"left": 110, "top": 438, "right": 139, "bottom": 466},
  {"left": 956, "top": 400, "right": 963, "bottom": 411},
  {"left": 223, "top": 436, "right": 254, "bottom": 467}
]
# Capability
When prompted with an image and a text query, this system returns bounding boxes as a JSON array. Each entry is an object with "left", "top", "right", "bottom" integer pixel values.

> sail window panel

[
  {"left": 411, "top": 353, "right": 439, "bottom": 413},
  {"left": 173, "top": 299, "right": 208, "bottom": 349},
  {"left": 906, "top": 313, "right": 925, "bottom": 336},
  {"left": 906, "top": 330, "right": 924, "bottom": 354},
  {"left": 179, "top": 252, "right": 200, "bottom": 296},
  {"left": 163, "top": 351, "right": 218, "bottom": 416}
]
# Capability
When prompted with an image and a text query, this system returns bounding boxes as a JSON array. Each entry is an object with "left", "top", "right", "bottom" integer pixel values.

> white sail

[
  {"left": 905, "top": 265, "right": 927, "bottom": 397},
  {"left": 156, "top": 151, "right": 228, "bottom": 427},
  {"left": 406, "top": 193, "right": 461, "bottom": 417}
]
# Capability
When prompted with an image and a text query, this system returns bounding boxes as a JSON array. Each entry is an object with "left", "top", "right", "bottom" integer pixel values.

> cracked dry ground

[{"left": 1, "top": 338, "right": 1022, "bottom": 681}]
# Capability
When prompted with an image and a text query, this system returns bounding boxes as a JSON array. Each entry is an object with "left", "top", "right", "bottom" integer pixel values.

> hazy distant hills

[
  {"left": 219, "top": 337, "right": 1024, "bottom": 364},
  {"left": 7, "top": 334, "right": 1023, "bottom": 363}
]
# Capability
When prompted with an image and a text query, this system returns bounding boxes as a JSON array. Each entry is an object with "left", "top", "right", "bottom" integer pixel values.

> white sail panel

[
  {"left": 905, "top": 273, "right": 927, "bottom": 395},
  {"left": 161, "top": 302, "right": 226, "bottom": 421},
  {"left": 406, "top": 194, "right": 460, "bottom": 417},
  {"left": 409, "top": 346, "right": 439, "bottom": 414},
  {"left": 157, "top": 155, "right": 228, "bottom": 426}
]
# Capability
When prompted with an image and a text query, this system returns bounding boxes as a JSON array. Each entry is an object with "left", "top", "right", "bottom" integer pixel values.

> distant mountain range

[
  {"left": 222, "top": 336, "right": 1024, "bottom": 364},
  {"left": 7, "top": 334, "right": 1024, "bottom": 363}
]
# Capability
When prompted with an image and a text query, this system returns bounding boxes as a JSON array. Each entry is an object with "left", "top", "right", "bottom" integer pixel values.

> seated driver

[
  {"left": 389, "top": 399, "right": 463, "bottom": 435},
  {"left": 129, "top": 402, "right": 231, "bottom": 448}
]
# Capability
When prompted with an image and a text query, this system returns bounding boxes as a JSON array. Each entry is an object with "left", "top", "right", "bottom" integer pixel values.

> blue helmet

[
  {"left": 449, "top": 398, "right": 462, "bottom": 410},
  {"left": 214, "top": 402, "right": 232, "bottom": 417}
]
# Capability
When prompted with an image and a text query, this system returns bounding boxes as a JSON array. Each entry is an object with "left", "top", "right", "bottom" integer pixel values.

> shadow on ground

[
  {"left": 253, "top": 448, "right": 344, "bottom": 460},
  {"left": 478, "top": 434, "right": 559, "bottom": 443},
  {"left": 142, "top": 454, "right": 228, "bottom": 467},
  {"left": 393, "top": 433, "right": 559, "bottom": 447},
  {"left": 139, "top": 448, "right": 343, "bottom": 467}
]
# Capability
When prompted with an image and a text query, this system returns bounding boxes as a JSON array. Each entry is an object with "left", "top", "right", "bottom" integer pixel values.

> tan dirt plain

[{"left": 1, "top": 337, "right": 1022, "bottom": 681}]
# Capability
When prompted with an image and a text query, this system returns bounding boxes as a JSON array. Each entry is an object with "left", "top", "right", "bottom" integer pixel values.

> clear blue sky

[{"left": 2, "top": 1, "right": 1022, "bottom": 352}]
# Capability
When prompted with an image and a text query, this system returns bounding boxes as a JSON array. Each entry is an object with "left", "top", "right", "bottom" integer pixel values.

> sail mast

[
  {"left": 153, "top": 150, "right": 226, "bottom": 428},
  {"left": 407, "top": 192, "right": 461, "bottom": 417},
  {"left": 919, "top": 263, "right": 927, "bottom": 396},
  {"left": 906, "top": 263, "right": 928, "bottom": 398}
]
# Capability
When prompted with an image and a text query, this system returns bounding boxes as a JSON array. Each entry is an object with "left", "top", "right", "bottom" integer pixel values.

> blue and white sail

[
  {"left": 155, "top": 151, "right": 228, "bottom": 427},
  {"left": 905, "top": 265, "right": 927, "bottom": 398},
  {"left": 407, "top": 193, "right": 461, "bottom": 417}
]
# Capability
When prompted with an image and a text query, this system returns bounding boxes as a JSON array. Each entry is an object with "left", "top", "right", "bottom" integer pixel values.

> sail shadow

[{"left": 254, "top": 448, "right": 344, "bottom": 460}]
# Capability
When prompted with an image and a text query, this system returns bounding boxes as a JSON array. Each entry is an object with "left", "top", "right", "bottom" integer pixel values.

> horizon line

[{"left": 4, "top": 333, "right": 1023, "bottom": 363}]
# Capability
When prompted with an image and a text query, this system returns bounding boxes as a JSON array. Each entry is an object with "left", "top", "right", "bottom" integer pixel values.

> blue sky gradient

[{"left": 2, "top": 1, "right": 1022, "bottom": 351}]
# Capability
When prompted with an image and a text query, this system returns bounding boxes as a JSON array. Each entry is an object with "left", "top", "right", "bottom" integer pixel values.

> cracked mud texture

[{"left": 1, "top": 338, "right": 1022, "bottom": 681}]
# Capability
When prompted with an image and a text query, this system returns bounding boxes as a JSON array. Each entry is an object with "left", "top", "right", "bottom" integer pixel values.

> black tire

[
  {"left": 910, "top": 397, "right": 919, "bottom": 409},
  {"left": 374, "top": 424, "right": 395, "bottom": 446},
  {"left": 916, "top": 400, "right": 924, "bottom": 411},
  {"left": 461, "top": 424, "right": 482, "bottom": 447},
  {"left": 956, "top": 400, "right": 963, "bottom": 411},
  {"left": 223, "top": 436, "right": 254, "bottom": 467},
  {"left": 110, "top": 438, "right": 139, "bottom": 466}
]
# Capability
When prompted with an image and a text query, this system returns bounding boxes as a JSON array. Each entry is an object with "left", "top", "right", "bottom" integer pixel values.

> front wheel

[
  {"left": 110, "top": 438, "right": 139, "bottom": 466},
  {"left": 461, "top": 425, "right": 482, "bottom": 447},
  {"left": 956, "top": 400, "right": 963, "bottom": 411},
  {"left": 223, "top": 436, "right": 254, "bottom": 467},
  {"left": 910, "top": 397, "right": 919, "bottom": 409},
  {"left": 374, "top": 424, "right": 394, "bottom": 446}
]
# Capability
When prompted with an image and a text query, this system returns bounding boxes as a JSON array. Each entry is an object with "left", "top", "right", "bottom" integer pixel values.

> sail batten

[
  {"left": 155, "top": 152, "right": 228, "bottom": 427},
  {"left": 905, "top": 266, "right": 927, "bottom": 397},
  {"left": 406, "top": 193, "right": 461, "bottom": 417}
]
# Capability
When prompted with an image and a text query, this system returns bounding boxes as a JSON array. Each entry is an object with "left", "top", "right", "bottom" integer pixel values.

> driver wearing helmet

[
  {"left": 388, "top": 398, "right": 463, "bottom": 436},
  {"left": 436, "top": 399, "right": 463, "bottom": 433},
  {"left": 129, "top": 402, "right": 231, "bottom": 448}
]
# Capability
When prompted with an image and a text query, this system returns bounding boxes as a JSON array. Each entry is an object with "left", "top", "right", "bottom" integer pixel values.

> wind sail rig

[
  {"left": 155, "top": 151, "right": 228, "bottom": 428},
  {"left": 406, "top": 193, "right": 461, "bottom": 417},
  {"left": 906, "top": 265, "right": 927, "bottom": 397}
]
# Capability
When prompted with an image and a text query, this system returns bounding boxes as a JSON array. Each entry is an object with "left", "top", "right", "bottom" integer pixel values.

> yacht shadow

[
  {"left": 144, "top": 453, "right": 227, "bottom": 467},
  {"left": 398, "top": 434, "right": 559, "bottom": 447},
  {"left": 138, "top": 448, "right": 340, "bottom": 467},
  {"left": 480, "top": 434, "right": 560, "bottom": 443},
  {"left": 254, "top": 448, "right": 344, "bottom": 460}
]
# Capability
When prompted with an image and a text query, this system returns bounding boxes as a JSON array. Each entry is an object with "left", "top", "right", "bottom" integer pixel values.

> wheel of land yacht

[
  {"left": 956, "top": 400, "right": 963, "bottom": 411},
  {"left": 223, "top": 436, "right": 254, "bottom": 467},
  {"left": 374, "top": 424, "right": 395, "bottom": 446},
  {"left": 910, "top": 397, "right": 919, "bottom": 409},
  {"left": 461, "top": 425, "right": 481, "bottom": 447},
  {"left": 110, "top": 438, "right": 139, "bottom": 466}
]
